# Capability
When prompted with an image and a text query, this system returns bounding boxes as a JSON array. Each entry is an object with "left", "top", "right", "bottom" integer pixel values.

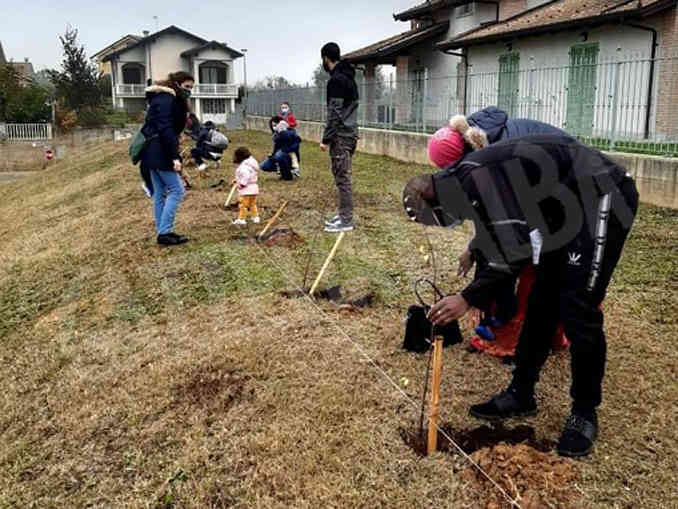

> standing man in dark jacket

[
  {"left": 319, "top": 42, "right": 359, "bottom": 233},
  {"left": 403, "top": 135, "right": 639, "bottom": 458}
]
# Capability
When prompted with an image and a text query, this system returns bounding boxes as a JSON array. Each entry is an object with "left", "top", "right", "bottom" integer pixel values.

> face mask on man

[{"left": 281, "top": 107, "right": 289, "bottom": 114}]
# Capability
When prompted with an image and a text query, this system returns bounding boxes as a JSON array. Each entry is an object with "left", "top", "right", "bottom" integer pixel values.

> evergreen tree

[
  {"left": 48, "top": 27, "right": 102, "bottom": 111},
  {"left": 0, "top": 64, "right": 51, "bottom": 122}
]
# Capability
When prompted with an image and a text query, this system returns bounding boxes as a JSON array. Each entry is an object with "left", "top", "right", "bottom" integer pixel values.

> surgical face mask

[
  {"left": 281, "top": 106, "right": 289, "bottom": 114},
  {"left": 176, "top": 83, "right": 192, "bottom": 99}
]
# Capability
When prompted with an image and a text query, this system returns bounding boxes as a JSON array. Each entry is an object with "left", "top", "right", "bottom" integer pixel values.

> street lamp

[{"left": 241, "top": 48, "right": 248, "bottom": 118}]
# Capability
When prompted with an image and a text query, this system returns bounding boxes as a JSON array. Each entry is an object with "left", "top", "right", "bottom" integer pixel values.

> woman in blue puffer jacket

[
  {"left": 428, "top": 107, "right": 567, "bottom": 350},
  {"left": 141, "top": 71, "right": 194, "bottom": 246}
]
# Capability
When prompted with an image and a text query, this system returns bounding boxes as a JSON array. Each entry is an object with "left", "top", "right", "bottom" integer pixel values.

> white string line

[
  {"left": 253, "top": 237, "right": 522, "bottom": 509},
  {"left": 160, "top": 145, "right": 509, "bottom": 505}
]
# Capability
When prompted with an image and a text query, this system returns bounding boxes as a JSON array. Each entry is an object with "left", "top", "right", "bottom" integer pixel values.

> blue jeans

[
  {"left": 150, "top": 169, "right": 185, "bottom": 235},
  {"left": 260, "top": 150, "right": 292, "bottom": 180}
]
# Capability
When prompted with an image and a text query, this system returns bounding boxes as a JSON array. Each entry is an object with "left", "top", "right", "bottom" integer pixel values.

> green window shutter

[
  {"left": 567, "top": 43, "right": 599, "bottom": 136},
  {"left": 498, "top": 53, "right": 520, "bottom": 117}
]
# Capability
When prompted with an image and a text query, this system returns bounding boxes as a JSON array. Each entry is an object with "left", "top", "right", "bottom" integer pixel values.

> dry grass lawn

[{"left": 0, "top": 131, "right": 676, "bottom": 508}]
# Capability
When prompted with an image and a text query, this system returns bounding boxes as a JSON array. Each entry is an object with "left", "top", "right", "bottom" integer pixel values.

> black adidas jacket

[{"left": 432, "top": 134, "right": 631, "bottom": 310}]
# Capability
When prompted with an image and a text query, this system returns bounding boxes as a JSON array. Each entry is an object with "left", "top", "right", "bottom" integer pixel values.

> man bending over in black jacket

[{"left": 403, "top": 134, "right": 638, "bottom": 458}]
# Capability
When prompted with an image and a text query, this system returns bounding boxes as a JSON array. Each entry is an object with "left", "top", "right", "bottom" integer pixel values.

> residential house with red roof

[{"left": 344, "top": 1, "right": 678, "bottom": 140}]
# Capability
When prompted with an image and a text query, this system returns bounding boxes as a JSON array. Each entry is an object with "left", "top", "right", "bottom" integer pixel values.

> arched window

[
  {"left": 199, "top": 61, "right": 229, "bottom": 84},
  {"left": 122, "top": 63, "right": 145, "bottom": 84}
]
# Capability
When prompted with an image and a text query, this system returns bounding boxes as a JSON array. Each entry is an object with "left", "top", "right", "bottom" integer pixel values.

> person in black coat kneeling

[{"left": 141, "top": 71, "right": 194, "bottom": 246}]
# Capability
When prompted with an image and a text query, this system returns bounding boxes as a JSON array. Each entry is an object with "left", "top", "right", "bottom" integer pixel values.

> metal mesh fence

[{"left": 247, "top": 50, "right": 678, "bottom": 157}]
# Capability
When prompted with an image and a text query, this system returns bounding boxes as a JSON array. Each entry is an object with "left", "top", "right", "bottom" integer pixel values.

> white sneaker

[
  {"left": 325, "top": 215, "right": 341, "bottom": 226},
  {"left": 198, "top": 163, "right": 207, "bottom": 172},
  {"left": 233, "top": 219, "right": 247, "bottom": 226},
  {"left": 251, "top": 216, "right": 261, "bottom": 224},
  {"left": 292, "top": 168, "right": 301, "bottom": 178},
  {"left": 141, "top": 182, "right": 152, "bottom": 198},
  {"left": 324, "top": 221, "right": 354, "bottom": 233}
]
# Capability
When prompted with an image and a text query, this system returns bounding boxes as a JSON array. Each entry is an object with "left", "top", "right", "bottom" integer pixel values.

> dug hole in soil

[{"left": 401, "top": 424, "right": 579, "bottom": 508}]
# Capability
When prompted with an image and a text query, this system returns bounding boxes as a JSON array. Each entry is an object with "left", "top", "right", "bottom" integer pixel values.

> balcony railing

[
  {"left": 194, "top": 83, "right": 238, "bottom": 97},
  {"left": 115, "top": 83, "right": 238, "bottom": 98},
  {"left": 116, "top": 84, "right": 146, "bottom": 97}
]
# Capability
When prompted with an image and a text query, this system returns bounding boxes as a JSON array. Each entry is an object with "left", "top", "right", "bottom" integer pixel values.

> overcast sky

[{"left": 1, "top": 0, "right": 417, "bottom": 84}]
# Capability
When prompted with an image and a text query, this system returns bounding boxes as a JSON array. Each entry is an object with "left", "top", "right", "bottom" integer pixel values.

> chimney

[
  {"left": 24, "top": 57, "right": 29, "bottom": 63},
  {"left": 143, "top": 30, "right": 150, "bottom": 37}
]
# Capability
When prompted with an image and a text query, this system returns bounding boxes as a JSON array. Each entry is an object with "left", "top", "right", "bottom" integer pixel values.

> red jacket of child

[{"left": 281, "top": 111, "right": 297, "bottom": 128}]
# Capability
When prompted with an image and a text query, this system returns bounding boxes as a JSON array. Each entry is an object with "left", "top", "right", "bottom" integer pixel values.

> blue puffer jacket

[
  {"left": 141, "top": 85, "right": 189, "bottom": 172},
  {"left": 273, "top": 129, "right": 301, "bottom": 155},
  {"left": 467, "top": 106, "right": 566, "bottom": 143}
]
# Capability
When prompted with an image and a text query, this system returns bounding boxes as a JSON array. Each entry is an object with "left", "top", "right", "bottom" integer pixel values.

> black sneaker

[
  {"left": 167, "top": 232, "right": 189, "bottom": 243},
  {"left": 157, "top": 233, "right": 189, "bottom": 246},
  {"left": 469, "top": 387, "right": 537, "bottom": 421},
  {"left": 557, "top": 412, "right": 598, "bottom": 458}
]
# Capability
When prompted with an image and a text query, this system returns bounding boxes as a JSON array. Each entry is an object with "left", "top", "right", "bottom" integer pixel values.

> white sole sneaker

[
  {"left": 324, "top": 223, "right": 354, "bottom": 233},
  {"left": 325, "top": 215, "right": 341, "bottom": 226},
  {"left": 233, "top": 219, "right": 247, "bottom": 226},
  {"left": 251, "top": 217, "right": 261, "bottom": 224}
]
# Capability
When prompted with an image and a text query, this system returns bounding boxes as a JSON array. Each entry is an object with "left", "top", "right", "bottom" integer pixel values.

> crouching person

[
  {"left": 260, "top": 119, "right": 301, "bottom": 181},
  {"left": 403, "top": 134, "right": 638, "bottom": 457},
  {"left": 191, "top": 120, "right": 229, "bottom": 171}
]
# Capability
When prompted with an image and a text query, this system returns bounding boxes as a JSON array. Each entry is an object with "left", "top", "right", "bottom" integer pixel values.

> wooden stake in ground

[
  {"left": 427, "top": 336, "right": 444, "bottom": 455},
  {"left": 309, "top": 232, "right": 346, "bottom": 297},
  {"left": 258, "top": 200, "right": 288, "bottom": 239},
  {"left": 224, "top": 184, "right": 237, "bottom": 208}
]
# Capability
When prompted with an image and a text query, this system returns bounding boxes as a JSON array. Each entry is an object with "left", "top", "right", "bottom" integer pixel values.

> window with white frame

[{"left": 457, "top": 2, "right": 475, "bottom": 17}]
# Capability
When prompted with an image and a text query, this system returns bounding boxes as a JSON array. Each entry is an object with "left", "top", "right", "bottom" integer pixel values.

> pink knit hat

[
  {"left": 427, "top": 115, "right": 490, "bottom": 169},
  {"left": 428, "top": 126, "right": 465, "bottom": 169}
]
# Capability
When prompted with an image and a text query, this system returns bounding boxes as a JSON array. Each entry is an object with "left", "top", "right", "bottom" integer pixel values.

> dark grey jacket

[{"left": 322, "top": 60, "right": 359, "bottom": 144}]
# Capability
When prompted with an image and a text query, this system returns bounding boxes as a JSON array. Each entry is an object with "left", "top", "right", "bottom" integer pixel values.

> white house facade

[
  {"left": 344, "top": 0, "right": 546, "bottom": 125},
  {"left": 344, "top": 0, "right": 678, "bottom": 140},
  {"left": 101, "top": 26, "right": 243, "bottom": 125},
  {"left": 439, "top": 0, "right": 678, "bottom": 140}
]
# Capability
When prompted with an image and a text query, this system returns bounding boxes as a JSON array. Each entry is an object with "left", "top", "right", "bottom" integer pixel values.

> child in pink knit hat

[{"left": 427, "top": 115, "right": 489, "bottom": 169}]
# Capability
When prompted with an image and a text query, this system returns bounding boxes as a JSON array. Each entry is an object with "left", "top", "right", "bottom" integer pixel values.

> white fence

[{"left": 0, "top": 123, "right": 53, "bottom": 142}]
